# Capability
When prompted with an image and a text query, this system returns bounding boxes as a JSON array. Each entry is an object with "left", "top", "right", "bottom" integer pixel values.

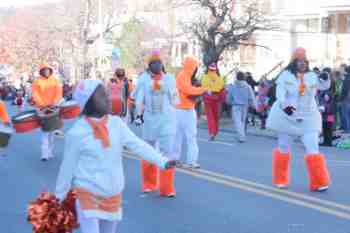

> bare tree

[{"left": 184, "top": 0, "right": 277, "bottom": 68}]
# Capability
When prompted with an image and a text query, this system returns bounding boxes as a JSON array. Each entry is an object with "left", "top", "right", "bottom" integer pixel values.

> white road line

[
  {"left": 191, "top": 167, "right": 350, "bottom": 212},
  {"left": 180, "top": 168, "right": 350, "bottom": 221},
  {"left": 123, "top": 152, "right": 350, "bottom": 218},
  {"left": 198, "top": 138, "right": 236, "bottom": 146}
]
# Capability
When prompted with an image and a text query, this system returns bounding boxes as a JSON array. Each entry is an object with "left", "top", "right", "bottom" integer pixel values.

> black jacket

[{"left": 340, "top": 74, "right": 350, "bottom": 102}]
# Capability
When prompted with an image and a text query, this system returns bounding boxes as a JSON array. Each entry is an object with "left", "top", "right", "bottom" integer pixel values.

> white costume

[
  {"left": 135, "top": 71, "right": 179, "bottom": 157},
  {"left": 267, "top": 68, "right": 331, "bottom": 192},
  {"left": 267, "top": 70, "right": 330, "bottom": 153},
  {"left": 134, "top": 70, "right": 179, "bottom": 196}
]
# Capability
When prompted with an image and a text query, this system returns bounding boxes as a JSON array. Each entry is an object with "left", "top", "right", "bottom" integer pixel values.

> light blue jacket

[
  {"left": 226, "top": 80, "right": 256, "bottom": 107},
  {"left": 134, "top": 72, "right": 179, "bottom": 155},
  {"left": 55, "top": 116, "right": 168, "bottom": 203}
]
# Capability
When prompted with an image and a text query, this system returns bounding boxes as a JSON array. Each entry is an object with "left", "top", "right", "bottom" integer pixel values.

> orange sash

[
  {"left": 298, "top": 73, "right": 305, "bottom": 96},
  {"left": 152, "top": 74, "right": 162, "bottom": 91},
  {"left": 85, "top": 116, "right": 111, "bottom": 148},
  {"left": 75, "top": 188, "right": 122, "bottom": 213}
]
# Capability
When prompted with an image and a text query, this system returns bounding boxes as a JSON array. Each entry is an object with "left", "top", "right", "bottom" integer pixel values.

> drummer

[
  {"left": 0, "top": 100, "right": 10, "bottom": 157},
  {"left": 32, "top": 64, "right": 63, "bottom": 161}
]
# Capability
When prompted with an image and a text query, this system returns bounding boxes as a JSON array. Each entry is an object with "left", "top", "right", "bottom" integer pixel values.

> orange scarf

[
  {"left": 85, "top": 116, "right": 111, "bottom": 148},
  {"left": 75, "top": 188, "right": 122, "bottom": 213},
  {"left": 152, "top": 74, "right": 162, "bottom": 91},
  {"left": 298, "top": 73, "right": 305, "bottom": 96}
]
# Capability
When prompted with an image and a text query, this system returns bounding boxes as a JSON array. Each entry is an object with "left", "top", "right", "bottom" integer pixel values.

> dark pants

[
  {"left": 322, "top": 121, "right": 333, "bottom": 146},
  {"left": 340, "top": 102, "right": 350, "bottom": 133}
]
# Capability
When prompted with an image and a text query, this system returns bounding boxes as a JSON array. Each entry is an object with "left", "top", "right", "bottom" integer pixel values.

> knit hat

[
  {"left": 148, "top": 49, "right": 162, "bottom": 63},
  {"left": 73, "top": 79, "right": 103, "bottom": 112},
  {"left": 292, "top": 47, "right": 307, "bottom": 61}
]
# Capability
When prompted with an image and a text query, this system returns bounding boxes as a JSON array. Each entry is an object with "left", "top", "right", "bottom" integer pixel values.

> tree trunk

[{"left": 82, "top": 0, "right": 92, "bottom": 79}]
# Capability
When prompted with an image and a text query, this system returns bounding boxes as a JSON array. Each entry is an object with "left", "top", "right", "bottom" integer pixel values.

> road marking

[
  {"left": 198, "top": 138, "right": 236, "bottom": 146},
  {"left": 190, "top": 167, "right": 350, "bottom": 212},
  {"left": 124, "top": 151, "right": 350, "bottom": 220},
  {"left": 179, "top": 168, "right": 350, "bottom": 220},
  {"left": 328, "top": 160, "right": 350, "bottom": 164}
]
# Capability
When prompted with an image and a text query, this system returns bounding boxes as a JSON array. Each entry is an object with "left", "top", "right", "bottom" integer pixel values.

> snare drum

[
  {"left": 0, "top": 124, "right": 13, "bottom": 147},
  {"left": 38, "top": 108, "right": 63, "bottom": 132},
  {"left": 59, "top": 100, "right": 81, "bottom": 119},
  {"left": 12, "top": 110, "right": 40, "bottom": 133}
]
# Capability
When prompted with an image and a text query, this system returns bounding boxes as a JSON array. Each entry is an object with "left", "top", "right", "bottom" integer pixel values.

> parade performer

[
  {"left": 32, "top": 64, "right": 63, "bottom": 161},
  {"left": 134, "top": 49, "right": 179, "bottom": 197},
  {"left": 201, "top": 63, "right": 225, "bottom": 141},
  {"left": 14, "top": 89, "right": 25, "bottom": 112},
  {"left": 173, "top": 56, "right": 207, "bottom": 169},
  {"left": 55, "top": 79, "right": 177, "bottom": 233},
  {"left": 266, "top": 48, "right": 331, "bottom": 192}
]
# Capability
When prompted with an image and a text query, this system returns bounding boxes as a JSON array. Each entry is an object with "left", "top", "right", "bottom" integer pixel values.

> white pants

[
  {"left": 0, "top": 147, "right": 6, "bottom": 156},
  {"left": 173, "top": 109, "right": 199, "bottom": 164},
  {"left": 232, "top": 105, "right": 248, "bottom": 141},
  {"left": 41, "top": 132, "right": 54, "bottom": 159},
  {"left": 278, "top": 132, "right": 319, "bottom": 155},
  {"left": 77, "top": 201, "right": 118, "bottom": 233}
]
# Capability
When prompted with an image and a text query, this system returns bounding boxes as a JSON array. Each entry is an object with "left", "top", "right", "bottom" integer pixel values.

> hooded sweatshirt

[
  {"left": 227, "top": 80, "right": 256, "bottom": 107},
  {"left": 176, "top": 57, "right": 206, "bottom": 109},
  {"left": 32, "top": 64, "right": 62, "bottom": 108}
]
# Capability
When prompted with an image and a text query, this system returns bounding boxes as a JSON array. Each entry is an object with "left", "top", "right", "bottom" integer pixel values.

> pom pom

[{"left": 28, "top": 191, "right": 79, "bottom": 233}]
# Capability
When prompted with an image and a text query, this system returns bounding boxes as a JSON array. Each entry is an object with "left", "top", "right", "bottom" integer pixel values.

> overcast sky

[{"left": 0, "top": 0, "right": 60, "bottom": 7}]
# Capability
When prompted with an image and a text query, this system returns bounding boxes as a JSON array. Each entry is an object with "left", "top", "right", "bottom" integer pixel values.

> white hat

[{"left": 73, "top": 79, "right": 103, "bottom": 112}]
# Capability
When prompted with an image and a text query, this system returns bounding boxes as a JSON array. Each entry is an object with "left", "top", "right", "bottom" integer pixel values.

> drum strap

[{"left": 85, "top": 116, "right": 110, "bottom": 148}]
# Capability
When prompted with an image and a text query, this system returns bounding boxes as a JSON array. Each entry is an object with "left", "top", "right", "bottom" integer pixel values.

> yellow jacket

[{"left": 201, "top": 71, "right": 225, "bottom": 93}]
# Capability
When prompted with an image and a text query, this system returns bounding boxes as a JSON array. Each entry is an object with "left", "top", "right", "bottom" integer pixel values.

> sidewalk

[{"left": 198, "top": 116, "right": 277, "bottom": 139}]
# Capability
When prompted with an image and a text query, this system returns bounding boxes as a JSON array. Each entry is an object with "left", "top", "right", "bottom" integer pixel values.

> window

[{"left": 308, "top": 19, "right": 319, "bottom": 33}]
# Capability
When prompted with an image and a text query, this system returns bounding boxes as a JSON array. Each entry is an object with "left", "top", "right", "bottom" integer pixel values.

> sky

[{"left": 0, "top": 0, "right": 60, "bottom": 7}]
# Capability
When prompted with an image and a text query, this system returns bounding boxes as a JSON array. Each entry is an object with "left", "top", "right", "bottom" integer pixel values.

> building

[
  {"left": 170, "top": 0, "right": 350, "bottom": 79},
  {"left": 254, "top": 0, "right": 350, "bottom": 77}
]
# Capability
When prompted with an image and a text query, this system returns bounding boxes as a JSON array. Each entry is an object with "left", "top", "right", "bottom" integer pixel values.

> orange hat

[
  {"left": 292, "top": 47, "right": 307, "bottom": 61},
  {"left": 148, "top": 49, "right": 162, "bottom": 63},
  {"left": 38, "top": 63, "right": 53, "bottom": 73}
]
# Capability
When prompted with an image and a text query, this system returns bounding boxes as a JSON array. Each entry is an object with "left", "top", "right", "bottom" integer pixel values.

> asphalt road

[{"left": 1, "top": 103, "right": 350, "bottom": 233}]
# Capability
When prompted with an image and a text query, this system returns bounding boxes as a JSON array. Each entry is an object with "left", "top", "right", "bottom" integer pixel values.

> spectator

[
  {"left": 340, "top": 66, "right": 350, "bottom": 133},
  {"left": 226, "top": 71, "right": 256, "bottom": 143},
  {"left": 245, "top": 72, "right": 258, "bottom": 126},
  {"left": 333, "top": 71, "right": 344, "bottom": 129},
  {"left": 256, "top": 77, "right": 271, "bottom": 130},
  {"left": 319, "top": 73, "right": 336, "bottom": 146},
  {"left": 313, "top": 67, "right": 321, "bottom": 76}
]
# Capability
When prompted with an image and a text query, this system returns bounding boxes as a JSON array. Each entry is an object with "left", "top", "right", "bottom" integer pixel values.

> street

[{"left": 1, "top": 104, "right": 350, "bottom": 233}]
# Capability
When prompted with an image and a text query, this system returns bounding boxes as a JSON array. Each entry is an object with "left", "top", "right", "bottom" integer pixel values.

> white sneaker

[
  {"left": 275, "top": 184, "right": 288, "bottom": 189},
  {"left": 183, "top": 163, "right": 201, "bottom": 169},
  {"left": 53, "top": 130, "right": 64, "bottom": 138},
  {"left": 41, "top": 156, "right": 49, "bottom": 162},
  {"left": 317, "top": 186, "right": 329, "bottom": 192}
]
